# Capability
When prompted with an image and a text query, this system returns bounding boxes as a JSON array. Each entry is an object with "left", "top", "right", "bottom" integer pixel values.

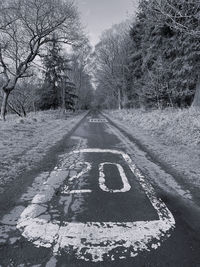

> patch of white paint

[
  {"left": 99, "top": 162, "right": 131, "bottom": 193},
  {"left": 66, "top": 189, "right": 92, "bottom": 194},
  {"left": 62, "top": 162, "right": 92, "bottom": 194},
  {"left": 17, "top": 149, "right": 175, "bottom": 262},
  {"left": 31, "top": 169, "right": 69, "bottom": 205},
  {"left": 69, "top": 162, "right": 91, "bottom": 182}
]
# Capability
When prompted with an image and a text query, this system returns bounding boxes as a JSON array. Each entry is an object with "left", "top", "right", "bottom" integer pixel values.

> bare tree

[
  {"left": 70, "top": 42, "right": 93, "bottom": 109},
  {"left": 0, "top": 0, "right": 84, "bottom": 120},
  {"left": 8, "top": 76, "right": 41, "bottom": 116},
  {"left": 93, "top": 20, "right": 132, "bottom": 109}
]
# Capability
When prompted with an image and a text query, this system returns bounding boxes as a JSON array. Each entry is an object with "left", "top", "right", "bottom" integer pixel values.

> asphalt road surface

[{"left": 0, "top": 110, "right": 200, "bottom": 266}]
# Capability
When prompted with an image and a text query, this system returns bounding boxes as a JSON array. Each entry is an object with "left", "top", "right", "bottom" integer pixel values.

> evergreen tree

[
  {"left": 38, "top": 36, "right": 78, "bottom": 111},
  {"left": 129, "top": 0, "right": 200, "bottom": 108},
  {"left": 40, "top": 36, "right": 66, "bottom": 109},
  {"left": 61, "top": 80, "right": 78, "bottom": 111}
]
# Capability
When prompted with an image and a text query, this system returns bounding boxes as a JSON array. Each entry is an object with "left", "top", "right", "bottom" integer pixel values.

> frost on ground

[
  {"left": 105, "top": 108, "right": 200, "bottom": 204},
  {"left": 0, "top": 110, "right": 86, "bottom": 194}
]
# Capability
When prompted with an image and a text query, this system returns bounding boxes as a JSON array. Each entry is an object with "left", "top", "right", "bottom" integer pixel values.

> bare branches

[
  {"left": 0, "top": 0, "right": 83, "bottom": 81},
  {"left": 147, "top": 0, "right": 200, "bottom": 37},
  {"left": 0, "top": 0, "right": 85, "bottom": 119},
  {"left": 93, "top": 21, "right": 133, "bottom": 109}
]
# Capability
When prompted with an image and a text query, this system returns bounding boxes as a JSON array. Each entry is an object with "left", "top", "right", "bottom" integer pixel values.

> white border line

[{"left": 17, "top": 149, "right": 175, "bottom": 262}]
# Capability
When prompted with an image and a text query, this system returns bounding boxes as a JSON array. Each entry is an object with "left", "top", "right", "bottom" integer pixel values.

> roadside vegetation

[
  {"left": 0, "top": 110, "right": 86, "bottom": 194},
  {"left": 107, "top": 108, "right": 200, "bottom": 147}
]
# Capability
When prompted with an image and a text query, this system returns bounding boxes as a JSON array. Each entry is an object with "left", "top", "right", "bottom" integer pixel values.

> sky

[{"left": 76, "top": 0, "right": 138, "bottom": 46}]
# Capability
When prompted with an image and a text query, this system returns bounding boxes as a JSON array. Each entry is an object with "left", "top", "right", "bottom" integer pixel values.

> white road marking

[
  {"left": 99, "top": 162, "right": 131, "bottom": 193},
  {"left": 63, "top": 161, "right": 130, "bottom": 194},
  {"left": 89, "top": 119, "right": 108, "bottom": 123},
  {"left": 69, "top": 162, "right": 91, "bottom": 182},
  {"left": 62, "top": 162, "right": 91, "bottom": 194},
  {"left": 17, "top": 149, "right": 175, "bottom": 262},
  {"left": 65, "top": 189, "right": 92, "bottom": 194}
]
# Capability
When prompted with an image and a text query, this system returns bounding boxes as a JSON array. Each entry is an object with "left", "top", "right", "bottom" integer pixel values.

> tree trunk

[
  {"left": 1, "top": 77, "right": 18, "bottom": 120},
  {"left": 0, "top": 91, "right": 10, "bottom": 121},
  {"left": 62, "top": 84, "right": 66, "bottom": 113},
  {"left": 33, "top": 101, "right": 36, "bottom": 113},
  {"left": 118, "top": 88, "right": 122, "bottom": 110},
  {"left": 21, "top": 105, "right": 27, "bottom": 117},
  {"left": 192, "top": 77, "right": 200, "bottom": 108}
]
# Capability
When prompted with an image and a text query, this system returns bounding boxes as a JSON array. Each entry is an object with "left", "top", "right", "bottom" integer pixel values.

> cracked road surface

[{"left": 0, "top": 111, "right": 200, "bottom": 266}]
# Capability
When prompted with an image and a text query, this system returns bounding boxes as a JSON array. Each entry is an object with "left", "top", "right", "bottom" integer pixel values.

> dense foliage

[
  {"left": 37, "top": 37, "right": 77, "bottom": 111},
  {"left": 94, "top": 0, "right": 200, "bottom": 109}
]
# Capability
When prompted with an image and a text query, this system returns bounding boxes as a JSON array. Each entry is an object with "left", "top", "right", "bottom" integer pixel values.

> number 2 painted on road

[{"left": 62, "top": 161, "right": 131, "bottom": 194}]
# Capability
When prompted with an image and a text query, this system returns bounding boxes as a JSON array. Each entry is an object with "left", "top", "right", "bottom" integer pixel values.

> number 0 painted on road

[{"left": 99, "top": 162, "right": 131, "bottom": 193}]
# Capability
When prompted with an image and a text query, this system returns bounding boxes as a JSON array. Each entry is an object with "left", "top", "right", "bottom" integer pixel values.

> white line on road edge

[
  {"left": 17, "top": 149, "right": 175, "bottom": 262},
  {"left": 99, "top": 162, "right": 131, "bottom": 193}
]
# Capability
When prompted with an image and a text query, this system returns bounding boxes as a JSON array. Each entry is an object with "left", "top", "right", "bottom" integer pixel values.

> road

[{"left": 0, "top": 110, "right": 200, "bottom": 266}]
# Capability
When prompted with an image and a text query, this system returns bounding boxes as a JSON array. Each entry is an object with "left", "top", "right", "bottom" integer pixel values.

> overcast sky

[{"left": 76, "top": 0, "right": 138, "bottom": 46}]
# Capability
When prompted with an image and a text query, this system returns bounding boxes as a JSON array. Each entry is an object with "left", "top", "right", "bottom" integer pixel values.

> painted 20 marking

[{"left": 62, "top": 161, "right": 131, "bottom": 194}]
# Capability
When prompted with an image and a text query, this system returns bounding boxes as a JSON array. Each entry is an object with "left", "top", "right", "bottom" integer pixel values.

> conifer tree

[
  {"left": 38, "top": 36, "right": 78, "bottom": 111},
  {"left": 129, "top": 0, "right": 199, "bottom": 108},
  {"left": 40, "top": 36, "right": 66, "bottom": 109}
]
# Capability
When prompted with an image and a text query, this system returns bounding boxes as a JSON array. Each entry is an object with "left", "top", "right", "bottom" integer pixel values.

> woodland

[
  {"left": 94, "top": 0, "right": 200, "bottom": 110},
  {"left": 0, "top": 0, "right": 200, "bottom": 120}
]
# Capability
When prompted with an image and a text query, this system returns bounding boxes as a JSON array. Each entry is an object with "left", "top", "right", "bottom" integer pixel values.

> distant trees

[
  {"left": 93, "top": 21, "right": 133, "bottom": 109},
  {"left": 0, "top": 0, "right": 84, "bottom": 120},
  {"left": 70, "top": 43, "right": 94, "bottom": 110}
]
